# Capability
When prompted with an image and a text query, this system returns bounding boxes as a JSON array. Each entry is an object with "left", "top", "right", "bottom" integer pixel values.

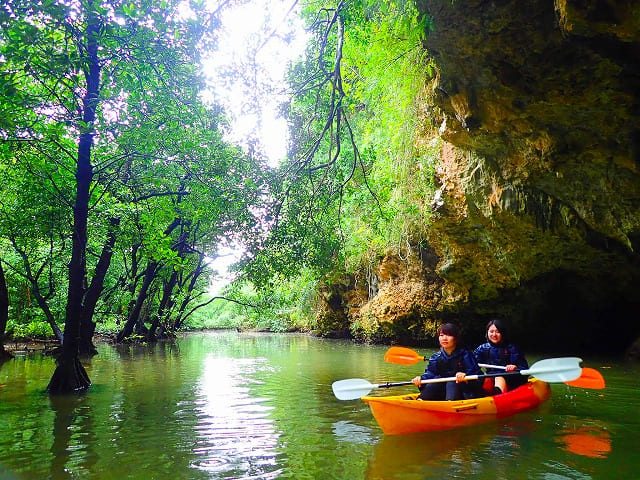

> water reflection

[
  {"left": 192, "top": 355, "right": 280, "bottom": 479},
  {"left": 49, "top": 394, "right": 97, "bottom": 478},
  {"left": 365, "top": 425, "right": 497, "bottom": 479},
  {"left": 364, "top": 412, "right": 615, "bottom": 480},
  {"left": 555, "top": 420, "right": 612, "bottom": 458}
]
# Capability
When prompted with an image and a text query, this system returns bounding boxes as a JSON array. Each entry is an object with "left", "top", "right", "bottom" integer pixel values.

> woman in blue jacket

[
  {"left": 474, "top": 319, "right": 529, "bottom": 395},
  {"left": 411, "top": 323, "right": 484, "bottom": 400}
]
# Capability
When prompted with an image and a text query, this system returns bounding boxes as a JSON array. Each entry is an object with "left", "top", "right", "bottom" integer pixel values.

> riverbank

[
  {"left": 3, "top": 338, "right": 59, "bottom": 355},
  {"left": 1, "top": 329, "right": 247, "bottom": 356},
  {"left": 2, "top": 333, "right": 116, "bottom": 355}
]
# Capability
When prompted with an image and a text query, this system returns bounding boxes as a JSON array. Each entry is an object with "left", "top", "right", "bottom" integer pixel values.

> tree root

[{"left": 47, "top": 354, "right": 91, "bottom": 394}]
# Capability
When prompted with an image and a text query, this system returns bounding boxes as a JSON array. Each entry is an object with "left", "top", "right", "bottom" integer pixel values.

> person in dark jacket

[
  {"left": 411, "top": 322, "right": 484, "bottom": 400},
  {"left": 474, "top": 319, "right": 529, "bottom": 395}
]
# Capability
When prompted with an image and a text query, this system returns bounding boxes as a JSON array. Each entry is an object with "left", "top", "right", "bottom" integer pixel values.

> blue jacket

[
  {"left": 421, "top": 347, "right": 483, "bottom": 381},
  {"left": 473, "top": 342, "right": 528, "bottom": 374}
]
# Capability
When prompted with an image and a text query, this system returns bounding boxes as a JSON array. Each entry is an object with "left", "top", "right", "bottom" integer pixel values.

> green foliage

[
  {"left": 242, "top": 0, "right": 438, "bottom": 295},
  {"left": 6, "top": 319, "right": 52, "bottom": 340},
  {"left": 0, "top": 0, "right": 440, "bottom": 339},
  {"left": 0, "top": 0, "right": 267, "bottom": 343},
  {"left": 194, "top": 269, "right": 319, "bottom": 332},
  {"left": 335, "top": 0, "right": 439, "bottom": 264},
  {"left": 93, "top": 318, "right": 122, "bottom": 336}
]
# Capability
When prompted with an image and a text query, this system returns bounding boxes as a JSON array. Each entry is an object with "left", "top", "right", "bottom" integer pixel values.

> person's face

[
  {"left": 487, "top": 324, "right": 502, "bottom": 344},
  {"left": 439, "top": 332, "right": 457, "bottom": 351}
]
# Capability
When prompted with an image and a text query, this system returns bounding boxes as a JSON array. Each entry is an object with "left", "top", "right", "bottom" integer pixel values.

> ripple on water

[{"left": 190, "top": 356, "right": 281, "bottom": 479}]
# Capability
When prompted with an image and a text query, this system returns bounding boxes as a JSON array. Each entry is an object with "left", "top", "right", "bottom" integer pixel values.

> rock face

[{"left": 315, "top": 0, "right": 640, "bottom": 355}]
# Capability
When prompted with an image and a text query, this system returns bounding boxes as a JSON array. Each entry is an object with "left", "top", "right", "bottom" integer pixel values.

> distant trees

[{"left": 0, "top": 0, "right": 265, "bottom": 392}]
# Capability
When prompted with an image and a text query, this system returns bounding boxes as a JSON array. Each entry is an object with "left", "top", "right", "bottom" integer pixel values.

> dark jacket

[
  {"left": 473, "top": 342, "right": 528, "bottom": 374},
  {"left": 421, "top": 347, "right": 483, "bottom": 381}
]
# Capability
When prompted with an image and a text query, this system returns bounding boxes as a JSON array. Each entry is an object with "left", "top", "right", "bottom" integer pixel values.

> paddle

[
  {"left": 479, "top": 363, "right": 605, "bottom": 389},
  {"left": 564, "top": 368, "right": 606, "bottom": 389},
  {"left": 384, "top": 346, "right": 605, "bottom": 389},
  {"left": 383, "top": 346, "right": 425, "bottom": 365},
  {"left": 332, "top": 357, "right": 583, "bottom": 400}
]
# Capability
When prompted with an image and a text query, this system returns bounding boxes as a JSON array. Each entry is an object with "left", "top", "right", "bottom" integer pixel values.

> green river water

[{"left": 0, "top": 330, "right": 638, "bottom": 479}]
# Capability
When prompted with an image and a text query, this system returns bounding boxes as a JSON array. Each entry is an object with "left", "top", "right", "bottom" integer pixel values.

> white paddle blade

[
  {"left": 524, "top": 357, "right": 583, "bottom": 382},
  {"left": 332, "top": 378, "right": 375, "bottom": 400}
]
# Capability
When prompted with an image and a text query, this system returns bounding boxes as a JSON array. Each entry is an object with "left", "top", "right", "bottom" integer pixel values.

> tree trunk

[
  {"left": 79, "top": 217, "right": 120, "bottom": 356},
  {"left": 148, "top": 271, "right": 178, "bottom": 340},
  {"left": 116, "top": 261, "right": 158, "bottom": 343},
  {"left": 48, "top": 8, "right": 101, "bottom": 394},
  {"left": 148, "top": 226, "right": 189, "bottom": 340},
  {"left": 29, "top": 281, "right": 63, "bottom": 342},
  {"left": 117, "top": 218, "right": 182, "bottom": 342},
  {"left": 0, "top": 261, "right": 11, "bottom": 361},
  {"left": 172, "top": 252, "right": 207, "bottom": 331}
]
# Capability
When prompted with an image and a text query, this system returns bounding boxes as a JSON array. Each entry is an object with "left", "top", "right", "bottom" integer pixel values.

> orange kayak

[{"left": 362, "top": 379, "right": 551, "bottom": 435}]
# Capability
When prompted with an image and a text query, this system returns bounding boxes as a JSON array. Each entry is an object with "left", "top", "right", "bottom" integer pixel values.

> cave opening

[{"left": 465, "top": 270, "right": 640, "bottom": 357}]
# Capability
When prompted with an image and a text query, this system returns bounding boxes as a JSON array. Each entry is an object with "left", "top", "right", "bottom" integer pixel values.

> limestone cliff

[{"left": 315, "top": 0, "right": 640, "bottom": 356}]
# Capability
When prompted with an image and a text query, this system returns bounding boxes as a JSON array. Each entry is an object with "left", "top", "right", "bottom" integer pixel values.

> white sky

[
  {"left": 201, "top": 0, "right": 308, "bottom": 166},
  {"left": 207, "top": 244, "right": 242, "bottom": 295},
  {"left": 202, "top": 0, "right": 308, "bottom": 292}
]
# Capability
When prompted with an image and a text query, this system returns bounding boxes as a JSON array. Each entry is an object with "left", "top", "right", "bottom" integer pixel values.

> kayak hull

[{"left": 361, "top": 379, "right": 551, "bottom": 435}]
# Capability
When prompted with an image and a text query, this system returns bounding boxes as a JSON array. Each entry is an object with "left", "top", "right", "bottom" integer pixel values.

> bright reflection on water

[
  {"left": 192, "top": 356, "right": 279, "bottom": 478},
  {"left": 0, "top": 330, "right": 639, "bottom": 480}
]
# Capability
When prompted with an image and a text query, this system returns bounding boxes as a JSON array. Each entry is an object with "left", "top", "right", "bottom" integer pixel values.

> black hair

[
  {"left": 438, "top": 322, "right": 461, "bottom": 340},
  {"left": 486, "top": 318, "right": 508, "bottom": 344}
]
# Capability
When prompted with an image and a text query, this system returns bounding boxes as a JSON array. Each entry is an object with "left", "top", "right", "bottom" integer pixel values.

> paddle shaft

[
  {"left": 370, "top": 366, "right": 603, "bottom": 392},
  {"left": 479, "top": 363, "right": 507, "bottom": 370},
  {"left": 386, "top": 348, "right": 579, "bottom": 377},
  {"left": 419, "top": 370, "right": 528, "bottom": 385},
  {"left": 380, "top": 360, "right": 583, "bottom": 388},
  {"left": 376, "top": 370, "right": 535, "bottom": 390},
  {"left": 382, "top": 347, "right": 604, "bottom": 391}
]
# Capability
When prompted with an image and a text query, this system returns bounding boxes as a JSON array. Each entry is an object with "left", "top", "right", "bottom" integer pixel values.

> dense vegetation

[
  {"left": 0, "top": 0, "right": 266, "bottom": 389},
  {"left": 0, "top": 0, "right": 439, "bottom": 390},
  {"left": 208, "top": 0, "right": 439, "bottom": 333}
]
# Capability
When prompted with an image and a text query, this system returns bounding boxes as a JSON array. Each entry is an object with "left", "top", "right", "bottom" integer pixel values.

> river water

[{"left": 0, "top": 330, "right": 638, "bottom": 479}]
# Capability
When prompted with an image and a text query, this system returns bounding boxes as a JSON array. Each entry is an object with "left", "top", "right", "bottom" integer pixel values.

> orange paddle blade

[
  {"left": 384, "top": 346, "right": 425, "bottom": 365},
  {"left": 564, "top": 367, "right": 605, "bottom": 389}
]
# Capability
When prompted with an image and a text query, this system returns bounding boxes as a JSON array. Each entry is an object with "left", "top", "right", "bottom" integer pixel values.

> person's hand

[
  {"left": 455, "top": 372, "right": 467, "bottom": 383},
  {"left": 412, "top": 376, "right": 422, "bottom": 386},
  {"left": 505, "top": 364, "right": 518, "bottom": 372}
]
